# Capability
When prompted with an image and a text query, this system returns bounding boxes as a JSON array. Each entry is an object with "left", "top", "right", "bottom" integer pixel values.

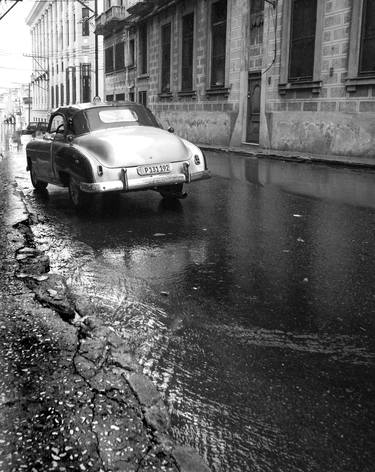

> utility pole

[
  {"left": 95, "top": 0, "right": 98, "bottom": 97},
  {"left": 28, "top": 82, "right": 31, "bottom": 124}
]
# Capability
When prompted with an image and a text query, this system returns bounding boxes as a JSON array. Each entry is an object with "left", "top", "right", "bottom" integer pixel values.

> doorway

[{"left": 246, "top": 72, "right": 261, "bottom": 144}]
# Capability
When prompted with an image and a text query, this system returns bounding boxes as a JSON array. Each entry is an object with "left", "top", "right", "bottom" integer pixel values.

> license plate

[{"left": 137, "top": 163, "right": 171, "bottom": 176}]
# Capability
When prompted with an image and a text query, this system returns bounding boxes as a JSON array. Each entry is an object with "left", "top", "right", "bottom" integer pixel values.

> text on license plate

[{"left": 137, "top": 164, "right": 171, "bottom": 176}]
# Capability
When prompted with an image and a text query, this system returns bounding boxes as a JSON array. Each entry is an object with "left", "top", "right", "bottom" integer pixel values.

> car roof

[{"left": 53, "top": 101, "right": 143, "bottom": 117}]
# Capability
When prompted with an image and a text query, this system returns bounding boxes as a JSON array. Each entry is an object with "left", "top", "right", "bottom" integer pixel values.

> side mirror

[
  {"left": 67, "top": 135, "right": 74, "bottom": 145},
  {"left": 167, "top": 126, "right": 174, "bottom": 133}
]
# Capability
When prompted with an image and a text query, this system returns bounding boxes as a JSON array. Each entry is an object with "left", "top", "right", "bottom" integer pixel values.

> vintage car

[{"left": 25, "top": 102, "right": 210, "bottom": 209}]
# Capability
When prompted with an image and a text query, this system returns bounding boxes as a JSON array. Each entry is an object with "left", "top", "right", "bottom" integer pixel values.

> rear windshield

[{"left": 73, "top": 105, "right": 160, "bottom": 134}]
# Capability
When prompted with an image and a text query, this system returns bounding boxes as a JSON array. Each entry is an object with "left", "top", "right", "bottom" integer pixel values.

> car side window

[{"left": 50, "top": 115, "right": 65, "bottom": 134}]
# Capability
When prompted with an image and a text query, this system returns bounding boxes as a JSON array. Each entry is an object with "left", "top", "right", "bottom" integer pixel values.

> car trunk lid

[{"left": 75, "top": 126, "right": 191, "bottom": 168}]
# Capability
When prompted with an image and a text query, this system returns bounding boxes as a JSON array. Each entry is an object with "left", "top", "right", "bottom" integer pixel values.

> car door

[
  {"left": 35, "top": 114, "right": 65, "bottom": 182},
  {"left": 50, "top": 114, "right": 69, "bottom": 183}
]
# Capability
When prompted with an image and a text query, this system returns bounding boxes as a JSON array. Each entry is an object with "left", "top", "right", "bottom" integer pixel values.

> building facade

[
  {"left": 26, "top": 0, "right": 104, "bottom": 123},
  {"left": 96, "top": 0, "right": 256, "bottom": 146},
  {"left": 262, "top": 0, "right": 375, "bottom": 158},
  {"left": 97, "top": 0, "right": 375, "bottom": 159}
]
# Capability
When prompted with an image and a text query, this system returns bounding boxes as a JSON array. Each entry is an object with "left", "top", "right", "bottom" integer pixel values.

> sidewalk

[
  {"left": 0, "top": 154, "right": 210, "bottom": 471},
  {"left": 198, "top": 143, "right": 375, "bottom": 169}
]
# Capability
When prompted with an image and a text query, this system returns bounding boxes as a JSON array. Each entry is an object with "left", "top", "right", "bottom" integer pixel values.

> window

[
  {"left": 82, "top": 7, "right": 90, "bottom": 36},
  {"left": 347, "top": 0, "right": 375, "bottom": 89},
  {"left": 115, "top": 93, "right": 125, "bottom": 101},
  {"left": 129, "top": 91, "right": 135, "bottom": 102},
  {"left": 115, "top": 42, "right": 125, "bottom": 70},
  {"left": 161, "top": 23, "right": 171, "bottom": 93},
  {"left": 66, "top": 20, "right": 69, "bottom": 46},
  {"left": 72, "top": 67, "right": 76, "bottom": 104},
  {"left": 60, "top": 83, "right": 64, "bottom": 106},
  {"left": 289, "top": 0, "right": 317, "bottom": 81},
  {"left": 55, "top": 84, "right": 59, "bottom": 107},
  {"left": 279, "top": 0, "right": 323, "bottom": 93},
  {"left": 73, "top": 14, "right": 76, "bottom": 42},
  {"left": 51, "top": 86, "right": 54, "bottom": 108},
  {"left": 99, "top": 109, "right": 138, "bottom": 123},
  {"left": 81, "top": 63, "right": 91, "bottom": 102},
  {"left": 128, "top": 38, "right": 135, "bottom": 67},
  {"left": 210, "top": 0, "right": 227, "bottom": 88},
  {"left": 250, "top": 0, "right": 264, "bottom": 45},
  {"left": 66, "top": 68, "right": 70, "bottom": 104},
  {"left": 139, "top": 24, "right": 148, "bottom": 75},
  {"left": 359, "top": 0, "right": 375, "bottom": 75},
  {"left": 138, "top": 90, "right": 147, "bottom": 105},
  {"left": 181, "top": 13, "right": 194, "bottom": 91},
  {"left": 251, "top": 0, "right": 264, "bottom": 14},
  {"left": 105, "top": 46, "right": 114, "bottom": 73},
  {"left": 106, "top": 94, "right": 114, "bottom": 101},
  {"left": 50, "top": 115, "right": 65, "bottom": 133}
]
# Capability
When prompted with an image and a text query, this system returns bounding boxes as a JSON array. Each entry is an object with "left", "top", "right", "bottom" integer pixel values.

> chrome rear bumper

[{"left": 80, "top": 169, "right": 211, "bottom": 193}]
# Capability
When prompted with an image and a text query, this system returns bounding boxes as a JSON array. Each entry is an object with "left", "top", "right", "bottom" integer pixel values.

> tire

[
  {"left": 68, "top": 177, "right": 90, "bottom": 210},
  {"left": 159, "top": 183, "right": 186, "bottom": 200},
  {"left": 30, "top": 164, "right": 48, "bottom": 190}
]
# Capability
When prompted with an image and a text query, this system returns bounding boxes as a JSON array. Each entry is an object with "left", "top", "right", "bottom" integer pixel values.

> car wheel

[
  {"left": 159, "top": 183, "right": 187, "bottom": 200},
  {"left": 69, "top": 177, "right": 90, "bottom": 210},
  {"left": 30, "top": 164, "right": 48, "bottom": 190}
]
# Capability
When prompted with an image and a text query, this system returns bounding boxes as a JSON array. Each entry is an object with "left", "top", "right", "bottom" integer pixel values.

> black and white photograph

[{"left": 0, "top": 0, "right": 374, "bottom": 471}]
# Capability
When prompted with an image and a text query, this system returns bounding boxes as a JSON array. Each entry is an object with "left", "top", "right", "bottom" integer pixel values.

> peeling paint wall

[
  {"left": 157, "top": 110, "right": 237, "bottom": 145},
  {"left": 269, "top": 112, "right": 375, "bottom": 156}
]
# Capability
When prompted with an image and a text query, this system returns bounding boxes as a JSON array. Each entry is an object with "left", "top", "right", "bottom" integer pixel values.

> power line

[{"left": 0, "top": 0, "right": 23, "bottom": 22}]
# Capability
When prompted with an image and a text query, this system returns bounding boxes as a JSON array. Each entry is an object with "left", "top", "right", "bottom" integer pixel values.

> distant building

[
  {"left": 26, "top": 0, "right": 104, "bottom": 123},
  {"left": 0, "top": 85, "right": 30, "bottom": 128},
  {"left": 96, "top": 1, "right": 375, "bottom": 160}
]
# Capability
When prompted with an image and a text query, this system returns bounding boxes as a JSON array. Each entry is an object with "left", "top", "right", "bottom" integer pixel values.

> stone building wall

[
  {"left": 135, "top": 0, "right": 244, "bottom": 146},
  {"left": 262, "top": 0, "right": 375, "bottom": 158}
]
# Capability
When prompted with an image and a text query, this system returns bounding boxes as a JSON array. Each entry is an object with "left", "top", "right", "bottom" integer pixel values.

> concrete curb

[
  {"left": 199, "top": 144, "right": 375, "bottom": 169},
  {"left": 9, "top": 195, "right": 211, "bottom": 472}
]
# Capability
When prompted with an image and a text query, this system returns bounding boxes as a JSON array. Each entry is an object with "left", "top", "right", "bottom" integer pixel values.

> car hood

[{"left": 74, "top": 126, "right": 191, "bottom": 168}]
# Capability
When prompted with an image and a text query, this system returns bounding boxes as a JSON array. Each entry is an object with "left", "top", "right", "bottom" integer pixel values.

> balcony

[
  {"left": 127, "top": 1, "right": 155, "bottom": 17},
  {"left": 95, "top": 6, "right": 129, "bottom": 35}
]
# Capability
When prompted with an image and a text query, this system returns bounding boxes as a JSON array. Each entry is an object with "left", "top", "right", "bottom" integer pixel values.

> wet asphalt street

[{"left": 3, "top": 128, "right": 375, "bottom": 472}]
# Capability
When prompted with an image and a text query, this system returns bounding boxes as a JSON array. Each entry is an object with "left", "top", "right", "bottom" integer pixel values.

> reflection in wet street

[{"left": 5, "top": 128, "right": 375, "bottom": 472}]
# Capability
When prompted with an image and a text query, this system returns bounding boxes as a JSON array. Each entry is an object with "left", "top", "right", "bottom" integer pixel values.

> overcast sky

[{"left": 0, "top": 0, "right": 33, "bottom": 90}]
